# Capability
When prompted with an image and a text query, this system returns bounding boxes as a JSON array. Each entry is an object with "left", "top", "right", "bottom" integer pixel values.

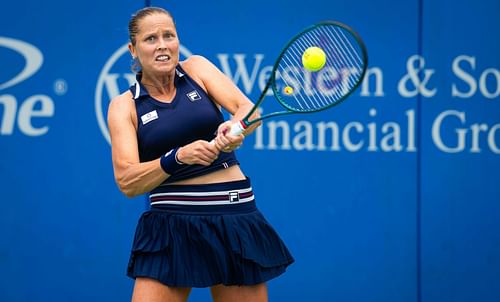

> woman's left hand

[{"left": 214, "top": 121, "right": 245, "bottom": 152}]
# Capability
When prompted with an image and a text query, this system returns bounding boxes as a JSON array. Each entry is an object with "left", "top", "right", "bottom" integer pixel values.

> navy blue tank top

[{"left": 130, "top": 65, "right": 239, "bottom": 183}]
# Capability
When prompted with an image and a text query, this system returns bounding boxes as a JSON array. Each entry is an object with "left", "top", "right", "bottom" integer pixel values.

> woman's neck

[{"left": 141, "top": 72, "right": 176, "bottom": 100}]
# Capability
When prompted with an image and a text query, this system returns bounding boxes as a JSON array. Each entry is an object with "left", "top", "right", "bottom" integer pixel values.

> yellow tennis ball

[
  {"left": 302, "top": 46, "right": 326, "bottom": 72},
  {"left": 284, "top": 86, "right": 294, "bottom": 94}
]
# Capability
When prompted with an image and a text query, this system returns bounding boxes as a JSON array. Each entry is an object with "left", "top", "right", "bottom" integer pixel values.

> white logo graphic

[
  {"left": 164, "top": 149, "right": 174, "bottom": 157},
  {"left": 0, "top": 37, "right": 43, "bottom": 90},
  {"left": 141, "top": 110, "right": 158, "bottom": 125},
  {"left": 95, "top": 43, "right": 193, "bottom": 144},
  {"left": 0, "top": 37, "right": 57, "bottom": 137},
  {"left": 186, "top": 90, "right": 201, "bottom": 101},
  {"left": 229, "top": 191, "right": 239, "bottom": 202}
]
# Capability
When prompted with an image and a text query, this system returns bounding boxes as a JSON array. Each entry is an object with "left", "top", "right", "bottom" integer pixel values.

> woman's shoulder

[
  {"left": 180, "top": 55, "right": 217, "bottom": 74},
  {"left": 181, "top": 54, "right": 210, "bottom": 66},
  {"left": 180, "top": 55, "right": 216, "bottom": 90},
  {"left": 108, "top": 90, "right": 135, "bottom": 114},
  {"left": 180, "top": 55, "right": 223, "bottom": 87}
]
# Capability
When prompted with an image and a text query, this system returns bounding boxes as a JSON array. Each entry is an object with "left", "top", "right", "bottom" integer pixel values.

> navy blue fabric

[
  {"left": 127, "top": 178, "right": 294, "bottom": 287},
  {"left": 131, "top": 65, "right": 238, "bottom": 183}
]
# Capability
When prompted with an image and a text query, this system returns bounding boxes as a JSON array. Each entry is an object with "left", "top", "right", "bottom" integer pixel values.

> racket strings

[
  {"left": 305, "top": 26, "right": 364, "bottom": 90},
  {"left": 280, "top": 49, "right": 323, "bottom": 110},
  {"left": 309, "top": 30, "right": 354, "bottom": 90},
  {"left": 301, "top": 31, "right": 350, "bottom": 101},
  {"left": 275, "top": 24, "right": 366, "bottom": 112},
  {"left": 279, "top": 61, "right": 327, "bottom": 110},
  {"left": 282, "top": 39, "right": 329, "bottom": 110},
  {"left": 308, "top": 31, "right": 359, "bottom": 100},
  {"left": 294, "top": 27, "right": 360, "bottom": 104},
  {"left": 320, "top": 26, "right": 364, "bottom": 87}
]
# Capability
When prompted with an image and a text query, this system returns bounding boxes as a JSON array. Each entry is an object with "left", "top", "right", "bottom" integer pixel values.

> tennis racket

[{"left": 226, "top": 20, "right": 368, "bottom": 136}]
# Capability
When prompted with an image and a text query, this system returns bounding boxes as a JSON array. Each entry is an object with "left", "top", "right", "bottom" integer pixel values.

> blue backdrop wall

[{"left": 1, "top": 0, "right": 499, "bottom": 301}]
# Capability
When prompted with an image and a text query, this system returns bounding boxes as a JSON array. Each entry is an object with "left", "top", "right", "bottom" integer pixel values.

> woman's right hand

[{"left": 176, "top": 140, "right": 220, "bottom": 166}]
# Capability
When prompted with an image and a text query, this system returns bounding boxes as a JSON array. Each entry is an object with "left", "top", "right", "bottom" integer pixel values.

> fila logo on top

[
  {"left": 95, "top": 43, "right": 193, "bottom": 144},
  {"left": 186, "top": 90, "right": 201, "bottom": 101}
]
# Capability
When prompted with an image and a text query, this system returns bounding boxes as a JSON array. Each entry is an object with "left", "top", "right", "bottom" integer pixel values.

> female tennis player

[{"left": 107, "top": 6, "right": 294, "bottom": 302}]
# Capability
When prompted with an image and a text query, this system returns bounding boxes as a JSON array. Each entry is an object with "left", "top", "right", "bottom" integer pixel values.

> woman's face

[{"left": 130, "top": 13, "right": 179, "bottom": 75}]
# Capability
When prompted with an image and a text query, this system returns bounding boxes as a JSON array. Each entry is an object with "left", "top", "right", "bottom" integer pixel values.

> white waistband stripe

[
  {"left": 150, "top": 187, "right": 252, "bottom": 198},
  {"left": 150, "top": 187, "right": 254, "bottom": 206}
]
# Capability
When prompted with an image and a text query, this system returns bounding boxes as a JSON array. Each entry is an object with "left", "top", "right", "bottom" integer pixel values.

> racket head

[{"left": 271, "top": 21, "right": 368, "bottom": 113}]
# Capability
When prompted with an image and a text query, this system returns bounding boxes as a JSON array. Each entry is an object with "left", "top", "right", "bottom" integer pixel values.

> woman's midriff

[{"left": 169, "top": 164, "right": 246, "bottom": 185}]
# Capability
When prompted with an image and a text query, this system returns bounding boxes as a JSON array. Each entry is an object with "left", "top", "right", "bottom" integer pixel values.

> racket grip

[
  {"left": 229, "top": 120, "right": 246, "bottom": 136},
  {"left": 209, "top": 121, "right": 246, "bottom": 145}
]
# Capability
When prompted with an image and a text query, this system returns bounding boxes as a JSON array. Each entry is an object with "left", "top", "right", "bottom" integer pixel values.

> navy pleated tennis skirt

[{"left": 127, "top": 177, "right": 294, "bottom": 288}]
